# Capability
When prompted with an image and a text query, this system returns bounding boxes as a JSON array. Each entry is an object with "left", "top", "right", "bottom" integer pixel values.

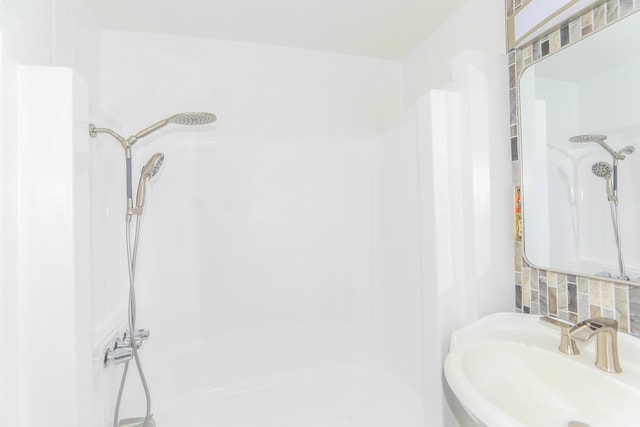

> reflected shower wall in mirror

[{"left": 520, "top": 9, "right": 640, "bottom": 283}]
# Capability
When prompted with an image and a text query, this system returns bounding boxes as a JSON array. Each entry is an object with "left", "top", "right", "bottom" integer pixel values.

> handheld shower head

[
  {"left": 617, "top": 145, "right": 635, "bottom": 157},
  {"left": 136, "top": 153, "right": 165, "bottom": 210}
]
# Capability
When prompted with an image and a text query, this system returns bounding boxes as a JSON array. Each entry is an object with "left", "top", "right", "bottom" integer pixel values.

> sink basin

[{"left": 444, "top": 313, "right": 640, "bottom": 427}]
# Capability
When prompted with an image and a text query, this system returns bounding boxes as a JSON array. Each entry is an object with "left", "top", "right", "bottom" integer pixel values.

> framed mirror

[{"left": 520, "top": 10, "right": 640, "bottom": 283}]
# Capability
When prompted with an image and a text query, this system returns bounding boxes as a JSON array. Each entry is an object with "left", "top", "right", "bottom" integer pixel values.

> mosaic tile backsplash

[{"left": 507, "top": 0, "right": 640, "bottom": 337}]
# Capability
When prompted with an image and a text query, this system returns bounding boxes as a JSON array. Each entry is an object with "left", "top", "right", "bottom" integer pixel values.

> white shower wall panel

[
  {"left": 133, "top": 135, "right": 374, "bottom": 401},
  {"left": 371, "top": 109, "right": 424, "bottom": 399},
  {"left": 99, "top": 30, "right": 404, "bottom": 138},
  {"left": 15, "top": 66, "right": 92, "bottom": 427}
]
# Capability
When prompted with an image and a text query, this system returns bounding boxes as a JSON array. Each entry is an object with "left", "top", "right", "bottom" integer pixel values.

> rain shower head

[
  {"left": 89, "top": 111, "right": 217, "bottom": 150},
  {"left": 569, "top": 134, "right": 608, "bottom": 143},
  {"left": 569, "top": 134, "right": 623, "bottom": 160},
  {"left": 134, "top": 112, "right": 217, "bottom": 140},
  {"left": 136, "top": 153, "right": 165, "bottom": 209},
  {"left": 168, "top": 112, "right": 217, "bottom": 126}
]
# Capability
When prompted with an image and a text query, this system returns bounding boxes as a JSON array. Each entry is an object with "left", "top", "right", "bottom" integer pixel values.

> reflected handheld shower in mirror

[
  {"left": 591, "top": 161, "right": 613, "bottom": 201},
  {"left": 571, "top": 135, "right": 635, "bottom": 281}
]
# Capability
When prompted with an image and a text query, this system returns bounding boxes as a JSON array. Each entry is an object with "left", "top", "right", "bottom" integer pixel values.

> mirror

[{"left": 520, "top": 10, "right": 640, "bottom": 282}]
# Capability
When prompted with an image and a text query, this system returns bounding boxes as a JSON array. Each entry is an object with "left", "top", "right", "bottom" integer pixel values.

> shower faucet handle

[
  {"left": 124, "top": 328, "right": 150, "bottom": 341},
  {"left": 114, "top": 329, "right": 150, "bottom": 350},
  {"left": 115, "top": 336, "right": 142, "bottom": 350},
  {"left": 104, "top": 346, "right": 133, "bottom": 367}
]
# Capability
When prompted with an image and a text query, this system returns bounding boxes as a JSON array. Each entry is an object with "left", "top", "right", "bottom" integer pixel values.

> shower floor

[{"left": 153, "top": 365, "right": 424, "bottom": 427}]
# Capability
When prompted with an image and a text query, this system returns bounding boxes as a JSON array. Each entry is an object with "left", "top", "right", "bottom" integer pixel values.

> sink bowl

[{"left": 444, "top": 313, "right": 640, "bottom": 427}]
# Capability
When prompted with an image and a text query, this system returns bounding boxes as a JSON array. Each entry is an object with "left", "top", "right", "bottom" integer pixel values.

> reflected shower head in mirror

[
  {"left": 570, "top": 134, "right": 607, "bottom": 143},
  {"left": 569, "top": 134, "right": 624, "bottom": 160},
  {"left": 592, "top": 161, "right": 614, "bottom": 201},
  {"left": 592, "top": 161, "right": 612, "bottom": 178}
]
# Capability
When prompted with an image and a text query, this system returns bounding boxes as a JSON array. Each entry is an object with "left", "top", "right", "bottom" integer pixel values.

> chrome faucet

[{"left": 541, "top": 316, "right": 622, "bottom": 373}]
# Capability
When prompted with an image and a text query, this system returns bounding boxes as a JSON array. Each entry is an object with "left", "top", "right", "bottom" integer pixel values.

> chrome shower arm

[
  {"left": 90, "top": 112, "right": 216, "bottom": 150},
  {"left": 597, "top": 140, "right": 625, "bottom": 161},
  {"left": 132, "top": 118, "right": 172, "bottom": 141},
  {"left": 89, "top": 124, "right": 128, "bottom": 150}
]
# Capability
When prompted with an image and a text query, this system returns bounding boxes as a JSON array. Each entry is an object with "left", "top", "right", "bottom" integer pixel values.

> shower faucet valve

[
  {"left": 124, "top": 328, "right": 150, "bottom": 341},
  {"left": 104, "top": 346, "right": 133, "bottom": 367},
  {"left": 116, "top": 328, "right": 150, "bottom": 350}
]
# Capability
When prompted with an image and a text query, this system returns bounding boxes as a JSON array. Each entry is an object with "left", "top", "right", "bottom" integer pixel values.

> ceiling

[{"left": 87, "top": 0, "right": 467, "bottom": 59}]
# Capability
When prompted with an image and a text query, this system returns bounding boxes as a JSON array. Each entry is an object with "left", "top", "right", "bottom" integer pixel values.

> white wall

[
  {"left": 403, "top": 0, "right": 506, "bottom": 107},
  {"left": 0, "top": 0, "right": 100, "bottom": 93},
  {"left": 4, "top": 65, "right": 92, "bottom": 427},
  {"left": 0, "top": 1, "right": 100, "bottom": 425},
  {"left": 416, "top": 51, "right": 512, "bottom": 427},
  {"left": 99, "top": 30, "right": 404, "bottom": 138},
  {"left": 0, "top": 30, "right": 21, "bottom": 427},
  {"left": 371, "top": 108, "right": 424, "bottom": 400}
]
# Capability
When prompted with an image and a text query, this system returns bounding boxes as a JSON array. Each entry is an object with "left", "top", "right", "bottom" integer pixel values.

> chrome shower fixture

[
  {"left": 89, "top": 112, "right": 217, "bottom": 152},
  {"left": 92, "top": 112, "right": 216, "bottom": 427},
  {"left": 89, "top": 112, "right": 216, "bottom": 221}
]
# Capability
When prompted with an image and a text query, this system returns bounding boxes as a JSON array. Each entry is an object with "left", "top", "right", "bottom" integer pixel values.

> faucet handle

[
  {"left": 540, "top": 316, "right": 580, "bottom": 355},
  {"left": 104, "top": 346, "right": 133, "bottom": 367},
  {"left": 124, "top": 328, "right": 150, "bottom": 341},
  {"left": 569, "top": 317, "right": 617, "bottom": 342}
]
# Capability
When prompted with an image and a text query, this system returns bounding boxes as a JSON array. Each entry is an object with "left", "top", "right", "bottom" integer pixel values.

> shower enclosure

[
  {"left": 1, "top": 22, "right": 512, "bottom": 427},
  {"left": 89, "top": 38, "right": 512, "bottom": 425}
]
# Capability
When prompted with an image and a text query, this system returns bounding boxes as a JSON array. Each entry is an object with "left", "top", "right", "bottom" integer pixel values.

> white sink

[{"left": 444, "top": 313, "right": 640, "bottom": 427}]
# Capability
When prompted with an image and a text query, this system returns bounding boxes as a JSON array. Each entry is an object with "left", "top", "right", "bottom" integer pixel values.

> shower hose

[
  {"left": 609, "top": 200, "right": 627, "bottom": 280},
  {"left": 113, "top": 216, "right": 153, "bottom": 427}
]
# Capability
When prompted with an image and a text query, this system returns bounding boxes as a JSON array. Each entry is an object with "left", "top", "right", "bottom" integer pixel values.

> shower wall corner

[{"left": 13, "top": 65, "right": 94, "bottom": 427}]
